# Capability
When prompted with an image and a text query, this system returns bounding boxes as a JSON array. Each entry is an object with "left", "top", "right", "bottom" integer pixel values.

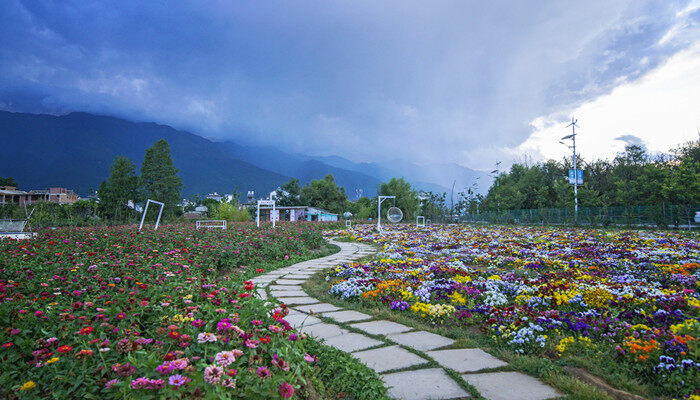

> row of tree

[
  {"left": 477, "top": 141, "right": 699, "bottom": 213},
  {"left": 268, "top": 140, "right": 699, "bottom": 223}
]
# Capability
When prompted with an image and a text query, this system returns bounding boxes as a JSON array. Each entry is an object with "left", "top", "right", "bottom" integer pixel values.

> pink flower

[
  {"left": 272, "top": 355, "right": 290, "bottom": 371},
  {"left": 221, "top": 378, "right": 237, "bottom": 388},
  {"left": 279, "top": 381, "right": 294, "bottom": 398},
  {"left": 105, "top": 379, "right": 120, "bottom": 389},
  {"left": 191, "top": 319, "right": 205, "bottom": 328},
  {"left": 214, "top": 351, "right": 236, "bottom": 367},
  {"left": 268, "top": 325, "right": 282, "bottom": 333},
  {"left": 304, "top": 353, "right": 316, "bottom": 363},
  {"left": 256, "top": 366, "right": 271, "bottom": 379},
  {"left": 130, "top": 377, "right": 150, "bottom": 389},
  {"left": 245, "top": 339, "right": 259, "bottom": 348},
  {"left": 197, "top": 332, "right": 217, "bottom": 343},
  {"left": 203, "top": 365, "right": 224, "bottom": 385}
]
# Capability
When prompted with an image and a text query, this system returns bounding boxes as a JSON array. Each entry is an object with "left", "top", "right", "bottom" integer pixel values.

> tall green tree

[
  {"left": 300, "top": 174, "right": 348, "bottom": 214},
  {"left": 0, "top": 176, "right": 17, "bottom": 187},
  {"left": 275, "top": 179, "right": 303, "bottom": 206},
  {"left": 378, "top": 177, "right": 419, "bottom": 219},
  {"left": 98, "top": 156, "right": 139, "bottom": 221},
  {"left": 140, "top": 139, "right": 183, "bottom": 217}
]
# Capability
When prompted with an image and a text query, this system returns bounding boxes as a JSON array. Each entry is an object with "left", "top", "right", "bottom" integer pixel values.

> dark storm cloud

[{"left": 0, "top": 0, "right": 695, "bottom": 169}]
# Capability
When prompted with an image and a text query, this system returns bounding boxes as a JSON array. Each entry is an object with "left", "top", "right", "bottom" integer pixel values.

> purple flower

[{"left": 168, "top": 374, "right": 190, "bottom": 387}]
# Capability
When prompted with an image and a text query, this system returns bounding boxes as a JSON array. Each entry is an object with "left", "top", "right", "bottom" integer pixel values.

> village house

[{"left": 0, "top": 186, "right": 79, "bottom": 205}]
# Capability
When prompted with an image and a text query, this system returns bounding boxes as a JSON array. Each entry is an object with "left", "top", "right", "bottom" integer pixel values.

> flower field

[
  {"left": 0, "top": 223, "right": 341, "bottom": 399},
  {"left": 326, "top": 225, "right": 700, "bottom": 396}
]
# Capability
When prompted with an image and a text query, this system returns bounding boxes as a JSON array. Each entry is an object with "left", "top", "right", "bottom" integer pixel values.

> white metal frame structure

[
  {"left": 377, "top": 195, "right": 395, "bottom": 232},
  {"left": 196, "top": 220, "right": 227, "bottom": 230},
  {"left": 139, "top": 199, "right": 165, "bottom": 231},
  {"left": 256, "top": 199, "right": 277, "bottom": 228},
  {"left": 416, "top": 216, "right": 425, "bottom": 227},
  {"left": 345, "top": 220, "right": 352, "bottom": 228}
]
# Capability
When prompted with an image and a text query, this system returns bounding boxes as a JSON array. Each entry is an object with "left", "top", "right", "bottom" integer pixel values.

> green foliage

[
  {"left": 378, "top": 177, "right": 419, "bottom": 220},
  {"left": 274, "top": 178, "right": 303, "bottom": 206},
  {"left": 420, "top": 191, "right": 448, "bottom": 221},
  {"left": 0, "top": 201, "right": 100, "bottom": 227},
  {"left": 212, "top": 202, "right": 252, "bottom": 222},
  {"left": 140, "top": 139, "right": 183, "bottom": 218},
  {"left": 98, "top": 156, "right": 139, "bottom": 222},
  {"left": 300, "top": 174, "right": 348, "bottom": 214},
  {"left": 0, "top": 176, "right": 17, "bottom": 186}
]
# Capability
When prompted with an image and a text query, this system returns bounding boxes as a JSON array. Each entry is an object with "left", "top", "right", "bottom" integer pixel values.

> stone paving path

[{"left": 250, "top": 239, "right": 563, "bottom": 400}]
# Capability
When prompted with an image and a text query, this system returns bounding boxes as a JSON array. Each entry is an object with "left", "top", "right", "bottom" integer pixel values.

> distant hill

[
  {"left": 220, "top": 142, "right": 382, "bottom": 198},
  {"left": 0, "top": 110, "right": 491, "bottom": 198},
  {"left": 313, "top": 156, "right": 491, "bottom": 195},
  {"left": 0, "top": 111, "right": 292, "bottom": 196}
]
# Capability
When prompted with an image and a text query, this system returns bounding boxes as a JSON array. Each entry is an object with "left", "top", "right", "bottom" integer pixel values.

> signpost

[{"left": 568, "top": 169, "right": 583, "bottom": 185}]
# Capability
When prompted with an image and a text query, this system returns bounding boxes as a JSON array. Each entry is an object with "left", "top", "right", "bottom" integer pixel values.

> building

[
  {"left": 259, "top": 205, "right": 338, "bottom": 222},
  {"left": 0, "top": 186, "right": 78, "bottom": 206},
  {"left": 206, "top": 192, "right": 224, "bottom": 202}
]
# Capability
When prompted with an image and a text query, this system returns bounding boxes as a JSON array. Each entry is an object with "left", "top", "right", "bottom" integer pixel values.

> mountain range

[{"left": 0, "top": 111, "right": 490, "bottom": 198}]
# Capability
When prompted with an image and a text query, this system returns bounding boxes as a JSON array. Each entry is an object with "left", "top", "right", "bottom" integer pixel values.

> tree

[
  {"left": 378, "top": 177, "right": 419, "bottom": 220},
  {"left": 98, "top": 156, "right": 139, "bottom": 221},
  {"left": 0, "top": 176, "right": 17, "bottom": 187},
  {"left": 300, "top": 174, "right": 348, "bottom": 214},
  {"left": 275, "top": 179, "right": 303, "bottom": 206},
  {"left": 140, "top": 140, "right": 183, "bottom": 217}
]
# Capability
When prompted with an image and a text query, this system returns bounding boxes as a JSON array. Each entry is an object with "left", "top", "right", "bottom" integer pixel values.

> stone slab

[
  {"left": 350, "top": 320, "right": 413, "bottom": 336},
  {"left": 322, "top": 332, "right": 384, "bottom": 353},
  {"left": 352, "top": 345, "right": 427, "bottom": 373},
  {"left": 461, "top": 372, "right": 561, "bottom": 400},
  {"left": 322, "top": 310, "right": 373, "bottom": 323},
  {"left": 286, "top": 275, "right": 313, "bottom": 279},
  {"left": 284, "top": 313, "right": 323, "bottom": 329},
  {"left": 383, "top": 368, "right": 470, "bottom": 400},
  {"left": 275, "top": 279, "right": 307, "bottom": 285},
  {"left": 425, "top": 349, "right": 507, "bottom": 373},
  {"left": 270, "top": 290, "right": 308, "bottom": 297},
  {"left": 256, "top": 289, "right": 268, "bottom": 300},
  {"left": 269, "top": 285, "right": 304, "bottom": 291},
  {"left": 387, "top": 331, "right": 455, "bottom": 352},
  {"left": 294, "top": 303, "right": 343, "bottom": 314},
  {"left": 278, "top": 296, "right": 319, "bottom": 305},
  {"left": 299, "top": 323, "right": 348, "bottom": 340}
]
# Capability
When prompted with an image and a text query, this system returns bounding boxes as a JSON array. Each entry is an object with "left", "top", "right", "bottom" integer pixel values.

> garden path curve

[{"left": 250, "top": 239, "right": 562, "bottom": 400}]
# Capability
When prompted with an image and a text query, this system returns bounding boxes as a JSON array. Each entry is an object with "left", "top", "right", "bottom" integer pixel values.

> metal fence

[{"left": 464, "top": 204, "right": 699, "bottom": 228}]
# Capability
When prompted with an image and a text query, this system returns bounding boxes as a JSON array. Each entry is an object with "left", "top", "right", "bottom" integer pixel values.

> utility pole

[
  {"left": 562, "top": 117, "right": 580, "bottom": 222},
  {"left": 491, "top": 161, "right": 501, "bottom": 213}
]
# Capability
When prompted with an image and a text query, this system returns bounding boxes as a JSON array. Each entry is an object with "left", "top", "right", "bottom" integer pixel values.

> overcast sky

[{"left": 1, "top": 1, "right": 699, "bottom": 171}]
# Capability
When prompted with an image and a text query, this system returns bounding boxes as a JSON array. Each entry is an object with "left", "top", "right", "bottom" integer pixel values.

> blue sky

[{"left": 1, "top": 1, "right": 698, "bottom": 170}]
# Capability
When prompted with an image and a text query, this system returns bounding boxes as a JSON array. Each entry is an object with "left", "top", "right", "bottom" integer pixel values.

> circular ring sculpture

[{"left": 387, "top": 207, "right": 403, "bottom": 223}]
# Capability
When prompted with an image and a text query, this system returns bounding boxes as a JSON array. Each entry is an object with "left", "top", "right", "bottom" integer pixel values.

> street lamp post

[{"left": 377, "top": 195, "right": 395, "bottom": 232}]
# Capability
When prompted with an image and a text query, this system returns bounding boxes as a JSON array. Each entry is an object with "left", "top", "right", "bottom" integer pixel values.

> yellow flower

[
  {"left": 20, "top": 381, "right": 36, "bottom": 391},
  {"left": 46, "top": 357, "right": 59, "bottom": 364}
]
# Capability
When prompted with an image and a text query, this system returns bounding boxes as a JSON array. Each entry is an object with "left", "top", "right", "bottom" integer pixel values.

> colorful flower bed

[
  {"left": 326, "top": 225, "right": 699, "bottom": 396},
  {"left": 0, "top": 223, "right": 335, "bottom": 398}
]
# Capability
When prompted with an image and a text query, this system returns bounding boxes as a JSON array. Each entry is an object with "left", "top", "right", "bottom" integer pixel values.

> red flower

[
  {"left": 57, "top": 345, "right": 73, "bottom": 353},
  {"left": 77, "top": 326, "right": 94, "bottom": 335},
  {"left": 279, "top": 382, "right": 294, "bottom": 398}
]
